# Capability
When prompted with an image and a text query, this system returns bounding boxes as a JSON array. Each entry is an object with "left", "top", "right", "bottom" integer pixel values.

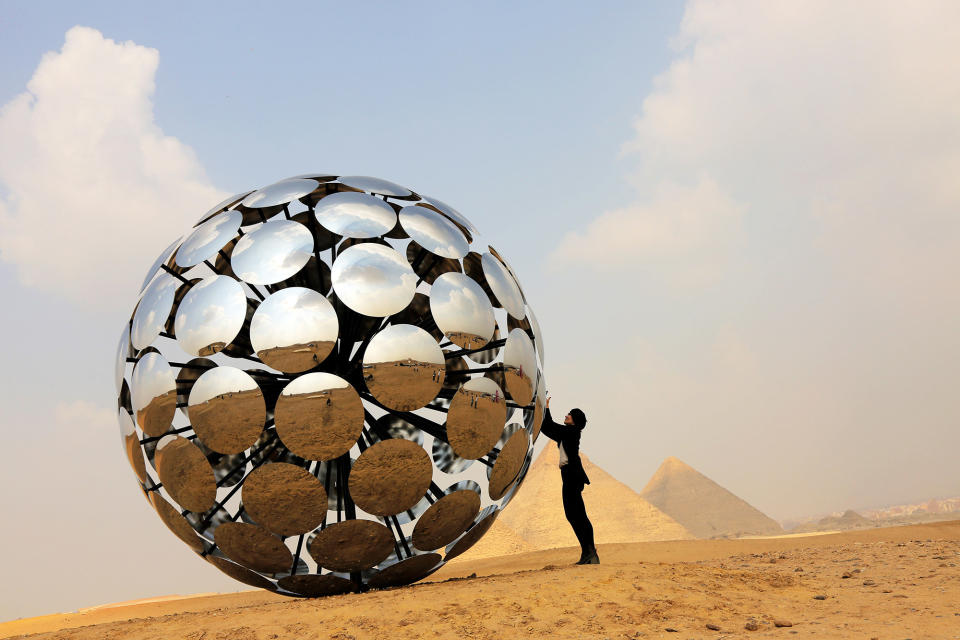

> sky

[{"left": 1, "top": 0, "right": 959, "bottom": 621}]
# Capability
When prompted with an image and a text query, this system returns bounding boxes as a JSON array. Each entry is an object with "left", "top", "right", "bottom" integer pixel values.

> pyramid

[
  {"left": 793, "top": 509, "right": 875, "bottom": 533},
  {"left": 457, "top": 446, "right": 693, "bottom": 560},
  {"left": 640, "top": 456, "right": 783, "bottom": 538}
]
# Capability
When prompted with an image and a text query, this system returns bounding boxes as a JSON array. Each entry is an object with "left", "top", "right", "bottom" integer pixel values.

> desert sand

[{"left": 3, "top": 520, "right": 958, "bottom": 639}]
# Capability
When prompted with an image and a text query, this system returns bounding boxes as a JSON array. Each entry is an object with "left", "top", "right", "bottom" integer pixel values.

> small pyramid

[
  {"left": 640, "top": 456, "right": 783, "bottom": 538},
  {"left": 468, "top": 446, "right": 693, "bottom": 557},
  {"left": 793, "top": 509, "right": 874, "bottom": 533}
]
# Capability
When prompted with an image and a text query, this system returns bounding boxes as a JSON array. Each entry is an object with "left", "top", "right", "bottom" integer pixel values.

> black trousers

[{"left": 561, "top": 467, "right": 595, "bottom": 554}]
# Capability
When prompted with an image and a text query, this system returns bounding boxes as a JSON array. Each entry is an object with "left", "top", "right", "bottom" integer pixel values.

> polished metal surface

[
  {"left": 363, "top": 324, "right": 444, "bottom": 411},
  {"left": 188, "top": 366, "right": 265, "bottom": 454},
  {"left": 480, "top": 252, "right": 525, "bottom": 319},
  {"left": 274, "top": 372, "right": 363, "bottom": 460},
  {"left": 314, "top": 192, "right": 397, "bottom": 238},
  {"left": 176, "top": 210, "right": 243, "bottom": 267},
  {"left": 131, "top": 273, "right": 179, "bottom": 350},
  {"left": 174, "top": 275, "right": 247, "bottom": 356},
  {"left": 429, "top": 272, "right": 495, "bottom": 349},
  {"left": 241, "top": 178, "right": 320, "bottom": 208},
  {"left": 131, "top": 351, "right": 177, "bottom": 437},
  {"left": 338, "top": 175, "right": 412, "bottom": 198},
  {"left": 398, "top": 206, "right": 468, "bottom": 259},
  {"left": 503, "top": 327, "right": 537, "bottom": 406},
  {"left": 115, "top": 172, "right": 546, "bottom": 596},
  {"left": 231, "top": 219, "right": 314, "bottom": 285},
  {"left": 250, "top": 287, "right": 338, "bottom": 372},
  {"left": 331, "top": 242, "right": 417, "bottom": 317}
]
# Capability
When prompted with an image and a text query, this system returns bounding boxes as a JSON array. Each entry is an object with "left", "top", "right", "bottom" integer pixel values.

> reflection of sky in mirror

[
  {"left": 115, "top": 324, "right": 130, "bottom": 393},
  {"left": 282, "top": 371, "right": 350, "bottom": 396},
  {"left": 481, "top": 253, "right": 525, "bottom": 319},
  {"left": 131, "top": 351, "right": 175, "bottom": 411},
  {"left": 156, "top": 434, "right": 178, "bottom": 451},
  {"left": 364, "top": 324, "right": 443, "bottom": 365},
  {"left": 140, "top": 236, "right": 182, "bottom": 292},
  {"left": 131, "top": 274, "right": 179, "bottom": 349},
  {"left": 117, "top": 407, "right": 136, "bottom": 437},
  {"left": 314, "top": 192, "right": 396, "bottom": 238},
  {"left": 241, "top": 178, "right": 318, "bottom": 208},
  {"left": 189, "top": 366, "right": 258, "bottom": 406},
  {"left": 174, "top": 276, "right": 246, "bottom": 355},
  {"left": 250, "top": 287, "right": 337, "bottom": 350},
  {"left": 399, "top": 207, "right": 468, "bottom": 258},
  {"left": 197, "top": 190, "right": 251, "bottom": 223},
  {"left": 504, "top": 328, "right": 536, "bottom": 375},
  {"left": 462, "top": 376, "right": 501, "bottom": 396},
  {"left": 176, "top": 210, "right": 241, "bottom": 267},
  {"left": 231, "top": 220, "right": 313, "bottom": 284},
  {"left": 430, "top": 273, "right": 495, "bottom": 340},
  {"left": 339, "top": 175, "right": 411, "bottom": 197},
  {"left": 419, "top": 197, "right": 477, "bottom": 235},
  {"left": 331, "top": 244, "right": 417, "bottom": 316}
]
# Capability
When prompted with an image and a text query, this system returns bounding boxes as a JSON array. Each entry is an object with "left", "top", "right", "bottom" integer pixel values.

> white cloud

[{"left": 0, "top": 26, "right": 226, "bottom": 304}]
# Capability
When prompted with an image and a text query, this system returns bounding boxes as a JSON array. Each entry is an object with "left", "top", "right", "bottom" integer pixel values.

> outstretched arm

[{"left": 540, "top": 397, "right": 569, "bottom": 442}]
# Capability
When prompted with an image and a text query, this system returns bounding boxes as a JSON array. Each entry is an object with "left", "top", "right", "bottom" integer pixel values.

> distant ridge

[
  {"left": 640, "top": 456, "right": 783, "bottom": 538},
  {"left": 793, "top": 509, "right": 874, "bottom": 533},
  {"left": 459, "top": 446, "right": 693, "bottom": 560}
]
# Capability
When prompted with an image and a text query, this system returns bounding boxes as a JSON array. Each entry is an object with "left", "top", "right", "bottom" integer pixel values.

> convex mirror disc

[
  {"left": 480, "top": 252, "right": 525, "bottom": 320},
  {"left": 362, "top": 324, "right": 445, "bottom": 411},
  {"left": 274, "top": 372, "right": 363, "bottom": 460},
  {"left": 250, "top": 288, "right": 338, "bottom": 373},
  {"left": 231, "top": 219, "right": 314, "bottom": 285},
  {"left": 331, "top": 243, "right": 416, "bottom": 317},
  {"left": 339, "top": 175, "right": 412, "bottom": 198},
  {"left": 446, "top": 377, "right": 507, "bottom": 459},
  {"left": 174, "top": 275, "right": 247, "bottom": 356},
  {"left": 503, "top": 328, "right": 536, "bottom": 406},
  {"left": 132, "top": 274, "right": 179, "bottom": 350},
  {"left": 398, "top": 206, "right": 468, "bottom": 259},
  {"left": 241, "top": 178, "right": 319, "bottom": 209},
  {"left": 429, "top": 272, "right": 495, "bottom": 350},
  {"left": 176, "top": 210, "right": 242, "bottom": 267},
  {"left": 187, "top": 366, "right": 265, "bottom": 454},
  {"left": 131, "top": 351, "right": 177, "bottom": 437},
  {"left": 313, "top": 192, "right": 397, "bottom": 238}
]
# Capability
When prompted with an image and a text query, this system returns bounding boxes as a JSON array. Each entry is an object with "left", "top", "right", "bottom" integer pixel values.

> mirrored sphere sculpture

[{"left": 115, "top": 173, "right": 545, "bottom": 597}]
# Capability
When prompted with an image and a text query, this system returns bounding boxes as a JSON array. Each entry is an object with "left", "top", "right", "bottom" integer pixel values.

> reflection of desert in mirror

[
  {"left": 189, "top": 388, "right": 265, "bottom": 454},
  {"left": 502, "top": 365, "right": 533, "bottom": 406},
  {"left": 197, "top": 341, "right": 227, "bottom": 357},
  {"left": 136, "top": 390, "right": 177, "bottom": 437},
  {"left": 257, "top": 341, "right": 335, "bottom": 372},
  {"left": 446, "top": 380, "right": 507, "bottom": 459},
  {"left": 275, "top": 385, "right": 363, "bottom": 460},
  {"left": 362, "top": 359, "right": 445, "bottom": 411},
  {"left": 444, "top": 331, "right": 487, "bottom": 350}
]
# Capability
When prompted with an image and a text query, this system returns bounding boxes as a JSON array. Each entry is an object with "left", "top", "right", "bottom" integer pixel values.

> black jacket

[{"left": 540, "top": 408, "right": 591, "bottom": 486}]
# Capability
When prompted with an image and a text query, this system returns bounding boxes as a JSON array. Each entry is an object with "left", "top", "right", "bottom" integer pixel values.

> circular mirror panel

[
  {"left": 187, "top": 366, "right": 266, "bottom": 454},
  {"left": 398, "top": 206, "right": 468, "bottom": 259},
  {"left": 250, "top": 288, "right": 338, "bottom": 373},
  {"left": 503, "top": 328, "right": 537, "bottom": 406},
  {"left": 313, "top": 192, "right": 397, "bottom": 238},
  {"left": 480, "top": 253, "right": 525, "bottom": 320},
  {"left": 131, "top": 274, "right": 179, "bottom": 350},
  {"left": 331, "top": 243, "right": 416, "bottom": 317},
  {"left": 446, "top": 377, "right": 508, "bottom": 460},
  {"left": 174, "top": 276, "right": 247, "bottom": 357},
  {"left": 429, "top": 272, "right": 495, "bottom": 350},
  {"left": 363, "top": 324, "right": 445, "bottom": 412},
  {"left": 241, "top": 178, "right": 319, "bottom": 209},
  {"left": 131, "top": 351, "right": 177, "bottom": 437},
  {"left": 231, "top": 219, "right": 314, "bottom": 285},
  {"left": 339, "top": 175, "right": 412, "bottom": 198},
  {"left": 176, "top": 210, "right": 242, "bottom": 268},
  {"left": 274, "top": 373, "right": 363, "bottom": 460}
]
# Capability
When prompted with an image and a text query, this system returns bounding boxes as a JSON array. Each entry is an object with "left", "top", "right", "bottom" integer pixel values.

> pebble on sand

[
  {"left": 773, "top": 619, "right": 793, "bottom": 627},
  {"left": 813, "top": 594, "right": 828, "bottom": 600},
  {"left": 705, "top": 623, "right": 721, "bottom": 631},
  {"left": 744, "top": 620, "right": 760, "bottom": 631}
]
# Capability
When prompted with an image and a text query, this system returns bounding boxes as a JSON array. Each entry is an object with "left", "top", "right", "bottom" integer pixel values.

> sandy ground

[{"left": 3, "top": 520, "right": 958, "bottom": 640}]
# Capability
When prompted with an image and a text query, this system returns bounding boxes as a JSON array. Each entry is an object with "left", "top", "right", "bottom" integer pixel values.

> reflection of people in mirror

[{"left": 542, "top": 397, "right": 597, "bottom": 564}]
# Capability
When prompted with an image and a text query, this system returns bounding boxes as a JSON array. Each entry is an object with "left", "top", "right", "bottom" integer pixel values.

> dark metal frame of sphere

[{"left": 115, "top": 173, "right": 546, "bottom": 597}]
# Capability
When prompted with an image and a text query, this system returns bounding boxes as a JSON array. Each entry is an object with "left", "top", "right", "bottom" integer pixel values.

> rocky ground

[{"left": 3, "top": 520, "right": 958, "bottom": 640}]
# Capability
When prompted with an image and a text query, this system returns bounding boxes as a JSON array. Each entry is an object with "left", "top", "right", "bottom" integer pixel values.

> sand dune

[{"left": 4, "top": 520, "right": 959, "bottom": 639}]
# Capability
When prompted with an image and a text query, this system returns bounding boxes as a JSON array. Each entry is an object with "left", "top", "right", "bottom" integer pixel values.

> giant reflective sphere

[{"left": 115, "top": 173, "right": 545, "bottom": 597}]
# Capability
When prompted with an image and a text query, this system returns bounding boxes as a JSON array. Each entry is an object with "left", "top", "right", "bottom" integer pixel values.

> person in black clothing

[{"left": 541, "top": 397, "right": 598, "bottom": 564}]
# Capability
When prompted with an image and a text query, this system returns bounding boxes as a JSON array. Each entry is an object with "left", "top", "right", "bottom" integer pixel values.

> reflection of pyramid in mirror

[
  {"left": 640, "top": 456, "right": 783, "bottom": 538},
  {"left": 457, "top": 446, "right": 694, "bottom": 560}
]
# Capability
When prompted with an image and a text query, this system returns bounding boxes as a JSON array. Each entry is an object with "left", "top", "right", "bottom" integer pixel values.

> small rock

[
  {"left": 706, "top": 623, "right": 721, "bottom": 631},
  {"left": 769, "top": 558, "right": 777, "bottom": 563},
  {"left": 745, "top": 620, "right": 760, "bottom": 631},
  {"left": 773, "top": 619, "right": 793, "bottom": 628},
  {"left": 863, "top": 579, "right": 876, "bottom": 586},
  {"left": 794, "top": 567, "right": 804, "bottom": 572},
  {"left": 813, "top": 595, "right": 828, "bottom": 600},
  {"left": 841, "top": 572, "right": 852, "bottom": 579},
  {"left": 664, "top": 628, "right": 678, "bottom": 633}
]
